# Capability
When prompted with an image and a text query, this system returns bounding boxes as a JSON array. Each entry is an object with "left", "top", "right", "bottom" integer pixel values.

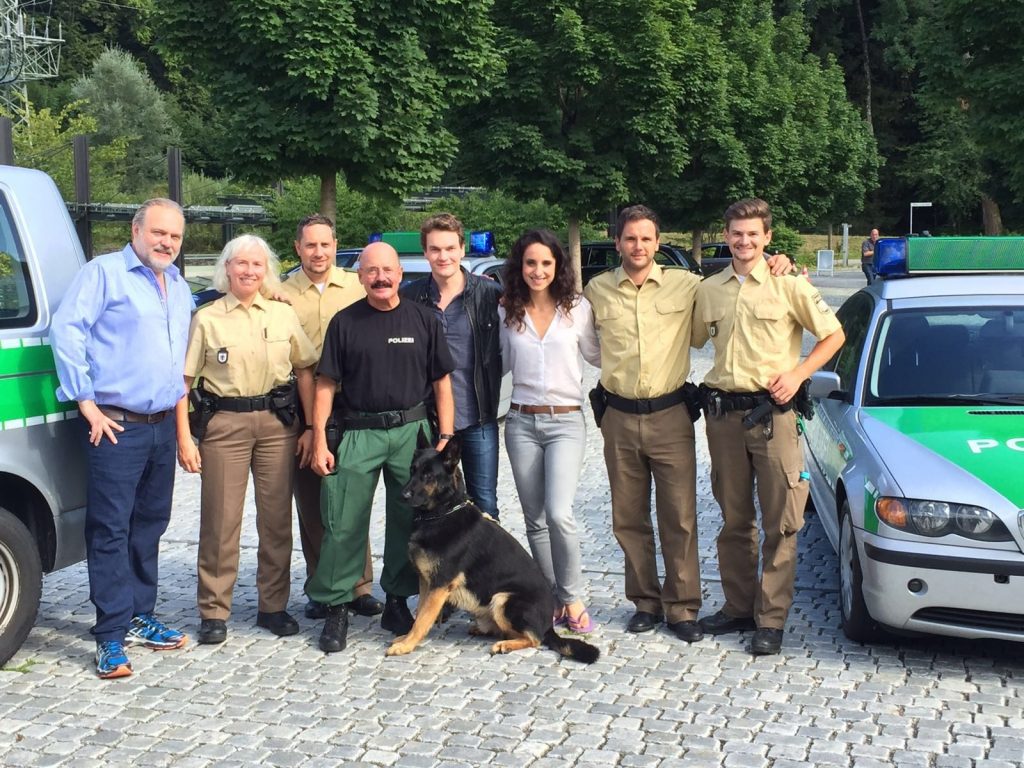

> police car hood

[{"left": 860, "top": 406, "right": 1024, "bottom": 509}]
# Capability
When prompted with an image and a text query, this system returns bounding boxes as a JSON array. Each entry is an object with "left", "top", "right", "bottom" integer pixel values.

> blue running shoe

[
  {"left": 95, "top": 641, "right": 132, "bottom": 679},
  {"left": 127, "top": 613, "right": 188, "bottom": 650}
]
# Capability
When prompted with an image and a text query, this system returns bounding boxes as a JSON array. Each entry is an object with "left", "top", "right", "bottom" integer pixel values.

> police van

[
  {"left": 0, "top": 166, "right": 88, "bottom": 665},
  {"left": 803, "top": 236, "right": 1024, "bottom": 644}
]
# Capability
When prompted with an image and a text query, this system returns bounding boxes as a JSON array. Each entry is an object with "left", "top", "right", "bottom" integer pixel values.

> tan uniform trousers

[
  {"left": 197, "top": 409, "right": 296, "bottom": 619},
  {"left": 705, "top": 409, "right": 808, "bottom": 629},
  {"left": 600, "top": 403, "right": 701, "bottom": 622},
  {"left": 293, "top": 461, "right": 374, "bottom": 597}
]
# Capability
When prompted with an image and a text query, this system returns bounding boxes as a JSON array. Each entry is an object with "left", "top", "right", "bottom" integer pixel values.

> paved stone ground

[{"left": 3, "top": 269, "right": 1023, "bottom": 767}]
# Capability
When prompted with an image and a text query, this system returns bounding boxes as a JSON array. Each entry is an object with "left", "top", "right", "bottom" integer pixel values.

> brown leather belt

[
  {"left": 510, "top": 403, "right": 582, "bottom": 415},
  {"left": 98, "top": 406, "right": 171, "bottom": 424}
]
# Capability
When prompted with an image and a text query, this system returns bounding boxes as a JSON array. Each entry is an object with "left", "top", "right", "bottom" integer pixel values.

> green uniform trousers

[{"left": 306, "top": 419, "right": 425, "bottom": 606}]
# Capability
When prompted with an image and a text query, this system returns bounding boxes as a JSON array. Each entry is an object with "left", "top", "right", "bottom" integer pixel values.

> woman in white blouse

[{"left": 499, "top": 229, "right": 601, "bottom": 633}]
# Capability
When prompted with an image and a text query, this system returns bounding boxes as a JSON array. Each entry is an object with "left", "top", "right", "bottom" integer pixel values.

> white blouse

[{"left": 498, "top": 296, "right": 601, "bottom": 406}]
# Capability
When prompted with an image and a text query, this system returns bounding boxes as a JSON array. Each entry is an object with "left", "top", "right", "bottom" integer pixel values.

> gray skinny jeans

[{"left": 504, "top": 409, "right": 587, "bottom": 604}]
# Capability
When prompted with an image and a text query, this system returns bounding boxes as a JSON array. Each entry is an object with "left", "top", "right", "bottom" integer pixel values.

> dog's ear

[
  {"left": 417, "top": 428, "right": 432, "bottom": 450},
  {"left": 441, "top": 433, "right": 461, "bottom": 471}
]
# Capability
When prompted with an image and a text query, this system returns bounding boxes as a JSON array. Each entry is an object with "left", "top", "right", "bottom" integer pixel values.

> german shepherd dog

[{"left": 386, "top": 432, "right": 599, "bottom": 664}]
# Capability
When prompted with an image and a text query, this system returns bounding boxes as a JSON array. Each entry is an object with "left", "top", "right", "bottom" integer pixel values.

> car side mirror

[{"left": 808, "top": 371, "right": 845, "bottom": 401}]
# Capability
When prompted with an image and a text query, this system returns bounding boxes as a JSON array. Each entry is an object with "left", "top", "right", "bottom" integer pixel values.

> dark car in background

[
  {"left": 579, "top": 241, "right": 702, "bottom": 284},
  {"left": 688, "top": 243, "right": 794, "bottom": 277},
  {"left": 689, "top": 242, "right": 733, "bottom": 277}
]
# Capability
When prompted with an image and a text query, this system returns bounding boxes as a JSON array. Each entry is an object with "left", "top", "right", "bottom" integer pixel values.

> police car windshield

[{"left": 869, "top": 308, "right": 1024, "bottom": 403}]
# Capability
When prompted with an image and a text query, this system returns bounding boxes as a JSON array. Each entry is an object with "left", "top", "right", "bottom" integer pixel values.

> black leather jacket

[{"left": 401, "top": 268, "right": 503, "bottom": 424}]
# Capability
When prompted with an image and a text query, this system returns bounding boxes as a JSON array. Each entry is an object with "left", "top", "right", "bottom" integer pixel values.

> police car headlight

[
  {"left": 909, "top": 500, "right": 952, "bottom": 535},
  {"left": 877, "top": 496, "right": 1012, "bottom": 541},
  {"left": 954, "top": 505, "right": 998, "bottom": 536}
]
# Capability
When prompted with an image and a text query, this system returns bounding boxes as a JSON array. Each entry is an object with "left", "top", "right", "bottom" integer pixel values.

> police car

[{"left": 803, "top": 236, "right": 1024, "bottom": 643}]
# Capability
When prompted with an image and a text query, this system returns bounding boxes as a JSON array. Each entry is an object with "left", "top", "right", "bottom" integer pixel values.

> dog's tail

[{"left": 543, "top": 628, "right": 600, "bottom": 664}]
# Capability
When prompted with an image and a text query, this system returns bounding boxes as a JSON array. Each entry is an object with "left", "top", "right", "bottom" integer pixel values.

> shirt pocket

[
  {"left": 656, "top": 295, "right": 690, "bottom": 316},
  {"left": 265, "top": 331, "right": 294, "bottom": 371},
  {"left": 751, "top": 301, "right": 789, "bottom": 350}
]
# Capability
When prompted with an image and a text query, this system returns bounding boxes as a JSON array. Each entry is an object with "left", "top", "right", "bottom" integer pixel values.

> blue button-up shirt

[{"left": 52, "top": 244, "right": 192, "bottom": 414}]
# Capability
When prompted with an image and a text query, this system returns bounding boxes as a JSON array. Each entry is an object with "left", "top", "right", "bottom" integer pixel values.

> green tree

[
  {"left": 5, "top": 100, "right": 127, "bottom": 202},
  {"left": 71, "top": 49, "right": 180, "bottom": 194},
  {"left": 452, "top": 0, "right": 700, "bottom": 273},
  {"left": 155, "top": 1, "right": 500, "bottom": 223},
  {"left": 658, "top": 1, "right": 878, "bottom": 254},
  {"left": 423, "top": 190, "right": 603, "bottom": 254},
  {"left": 27, "top": 0, "right": 159, "bottom": 85},
  {"left": 909, "top": 0, "right": 1024, "bottom": 233}
]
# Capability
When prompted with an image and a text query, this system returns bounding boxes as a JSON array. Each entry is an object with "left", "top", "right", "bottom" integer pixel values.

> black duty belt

[
  {"left": 216, "top": 393, "right": 274, "bottom": 412},
  {"left": 604, "top": 386, "right": 688, "bottom": 415},
  {"left": 98, "top": 406, "right": 171, "bottom": 424},
  {"left": 341, "top": 403, "right": 429, "bottom": 431},
  {"left": 705, "top": 390, "right": 773, "bottom": 418}
]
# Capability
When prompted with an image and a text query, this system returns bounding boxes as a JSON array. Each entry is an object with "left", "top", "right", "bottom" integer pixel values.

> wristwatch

[{"left": 437, "top": 433, "right": 455, "bottom": 440}]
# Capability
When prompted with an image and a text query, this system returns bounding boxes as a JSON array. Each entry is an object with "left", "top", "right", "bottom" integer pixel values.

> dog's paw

[
  {"left": 385, "top": 640, "right": 415, "bottom": 657},
  {"left": 489, "top": 641, "right": 510, "bottom": 655}
]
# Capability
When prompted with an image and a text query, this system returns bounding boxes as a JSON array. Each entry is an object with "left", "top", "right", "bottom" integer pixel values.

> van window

[{"left": 0, "top": 193, "right": 35, "bottom": 328}]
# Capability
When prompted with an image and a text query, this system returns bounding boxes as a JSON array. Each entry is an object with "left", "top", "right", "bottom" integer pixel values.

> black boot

[
  {"left": 380, "top": 594, "right": 414, "bottom": 635},
  {"left": 318, "top": 604, "right": 349, "bottom": 653}
]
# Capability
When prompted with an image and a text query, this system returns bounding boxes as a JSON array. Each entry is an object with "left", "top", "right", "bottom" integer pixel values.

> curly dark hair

[{"left": 501, "top": 229, "right": 580, "bottom": 331}]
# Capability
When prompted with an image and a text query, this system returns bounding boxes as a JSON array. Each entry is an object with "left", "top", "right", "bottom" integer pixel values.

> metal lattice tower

[{"left": 0, "top": 0, "right": 62, "bottom": 123}]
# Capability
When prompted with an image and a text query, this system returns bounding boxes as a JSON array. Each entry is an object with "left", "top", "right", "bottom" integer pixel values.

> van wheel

[
  {"left": 839, "top": 501, "right": 877, "bottom": 643},
  {"left": 0, "top": 507, "right": 42, "bottom": 667}
]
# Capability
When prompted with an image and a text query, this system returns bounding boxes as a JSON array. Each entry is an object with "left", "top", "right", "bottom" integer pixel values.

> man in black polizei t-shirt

[{"left": 307, "top": 242, "right": 455, "bottom": 653}]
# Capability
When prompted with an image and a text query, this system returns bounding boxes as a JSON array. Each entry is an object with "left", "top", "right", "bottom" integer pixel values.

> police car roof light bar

[{"left": 874, "top": 236, "right": 1024, "bottom": 278}]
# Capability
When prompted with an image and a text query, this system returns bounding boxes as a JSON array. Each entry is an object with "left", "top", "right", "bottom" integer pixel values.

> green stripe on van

[{"left": 0, "top": 340, "right": 76, "bottom": 425}]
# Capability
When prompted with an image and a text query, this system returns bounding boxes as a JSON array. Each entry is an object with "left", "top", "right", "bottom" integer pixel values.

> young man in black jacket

[{"left": 401, "top": 213, "right": 503, "bottom": 520}]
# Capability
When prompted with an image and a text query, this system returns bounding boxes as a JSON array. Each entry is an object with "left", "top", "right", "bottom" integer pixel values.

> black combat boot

[{"left": 318, "top": 604, "right": 349, "bottom": 653}]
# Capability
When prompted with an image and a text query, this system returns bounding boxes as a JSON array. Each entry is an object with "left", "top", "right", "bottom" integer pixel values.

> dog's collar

[{"left": 417, "top": 498, "right": 474, "bottom": 521}]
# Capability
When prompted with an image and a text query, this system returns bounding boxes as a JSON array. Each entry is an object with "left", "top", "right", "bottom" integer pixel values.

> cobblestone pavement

[{"left": 3, "top": 269, "right": 1023, "bottom": 767}]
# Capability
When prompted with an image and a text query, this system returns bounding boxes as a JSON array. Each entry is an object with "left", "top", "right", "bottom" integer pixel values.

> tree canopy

[
  {"left": 452, "top": 0, "right": 699, "bottom": 257},
  {"left": 154, "top": 0, "right": 501, "bottom": 220},
  {"left": 71, "top": 49, "right": 180, "bottom": 193},
  {"left": 655, "top": 2, "right": 878, "bottom": 243}
]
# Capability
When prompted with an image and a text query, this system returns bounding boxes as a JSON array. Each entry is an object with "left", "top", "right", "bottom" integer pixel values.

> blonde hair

[{"left": 212, "top": 234, "right": 282, "bottom": 295}]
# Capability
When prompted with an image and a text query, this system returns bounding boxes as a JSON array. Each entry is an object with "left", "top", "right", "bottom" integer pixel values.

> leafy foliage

[
  {"left": 4, "top": 100, "right": 127, "bottom": 202},
  {"left": 71, "top": 49, "right": 180, "bottom": 193},
  {"left": 658, "top": 1, "right": 879, "bottom": 235},
  {"left": 452, "top": 0, "right": 698, "bottom": 226},
  {"left": 155, "top": 0, "right": 501, "bottom": 206}
]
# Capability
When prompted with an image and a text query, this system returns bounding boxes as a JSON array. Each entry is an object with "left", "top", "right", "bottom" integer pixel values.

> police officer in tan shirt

[
  {"left": 280, "top": 214, "right": 383, "bottom": 621},
  {"left": 583, "top": 205, "right": 707, "bottom": 643},
  {"left": 177, "top": 234, "right": 318, "bottom": 645},
  {"left": 692, "top": 198, "right": 844, "bottom": 655}
]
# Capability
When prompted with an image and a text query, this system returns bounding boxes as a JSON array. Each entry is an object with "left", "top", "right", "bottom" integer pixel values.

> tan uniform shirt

[
  {"left": 279, "top": 265, "right": 364, "bottom": 354},
  {"left": 584, "top": 263, "right": 701, "bottom": 399},
  {"left": 185, "top": 292, "right": 318, "bottom": 397},
  {"left": 692, "top": 258, "right": 841, "bottom": 392}
]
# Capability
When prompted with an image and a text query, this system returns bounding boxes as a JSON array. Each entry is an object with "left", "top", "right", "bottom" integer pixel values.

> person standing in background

[
  {"left": 280, "top": 214, "right": 383, "bottom": 621},
  {"left": 861, "top": 228, "right": 879, "bottom": 285}
]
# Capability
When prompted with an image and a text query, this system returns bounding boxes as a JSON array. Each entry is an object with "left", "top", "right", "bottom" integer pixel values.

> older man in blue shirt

[{"left": 52, "top": 199, "right": 192, "bottom": 678}]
